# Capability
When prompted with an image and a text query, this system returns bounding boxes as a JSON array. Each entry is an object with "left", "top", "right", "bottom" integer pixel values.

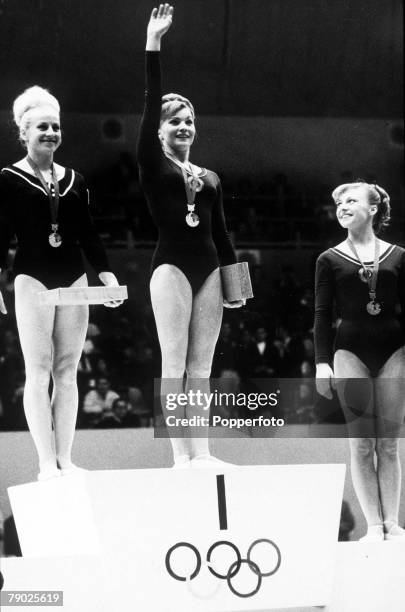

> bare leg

[
  {"left": 150, "top": 264, "right": 192, "bottom": 463},
  {"left": 186, "top": 268, "right": 223, "bottom": 460},
  {"left": 375, "top": 347, "right": 405, "bottom": 537},
  {"left": 52, "top": 274, "right": 89, "bottom": 469},
  {"left": 334, "top": 350, "right": 382, "bottom": 533},
  {"left": 14, "top": 275, "right": 56, "bottom": 477}
]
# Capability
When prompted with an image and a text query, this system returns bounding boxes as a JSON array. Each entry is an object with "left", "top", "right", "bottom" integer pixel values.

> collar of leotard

[
  {"left": 2, "top": 165, "right": 75, "bottom": 197},
  {"left": 164, "top": 154, "right": 208, "bottom": 178},
  {"left": 330, "top": 244, "right": 396, "bottom": 265}
]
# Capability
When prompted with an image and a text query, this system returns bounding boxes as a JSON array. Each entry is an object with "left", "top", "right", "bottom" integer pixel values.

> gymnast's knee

[
  {"left": 376, "top": 437, "right": 400, "bottom": 460},
  {"left": 25, "top": 362, "right": 52, "bottom": 388},
  {"left": 349, "top": 437, "right": 376, "bottom": 459},
  {"left": 161, "top": 359, "right": 186, "bottom": 379},
  {"left": 185, "top": 361, "right": 212, "bottom": 379},
  {"left": 52, "top": 360, "right": 78, "bottom": 387}
]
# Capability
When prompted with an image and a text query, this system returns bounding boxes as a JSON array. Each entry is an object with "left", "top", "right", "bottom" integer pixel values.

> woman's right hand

[
  {"left": 0, "top": 290, "right": 7, "bottom": 315},
  {"left": 147, "top": 4, "right": 174, "bottom": 43},
  {"left": 315, "top": 363, "right": 335, "bottom": 399}
]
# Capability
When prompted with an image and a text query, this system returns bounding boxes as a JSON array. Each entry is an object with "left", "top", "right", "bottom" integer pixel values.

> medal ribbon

[
  {"left": 164, "top": 152, "right": 202, "bottom": 214},
  {"left": 26, "top": 156, "right": 60, "bottom": 235},
  {"left": 180, "top": 166, "right": 198, "bottom": 209},
  {"left": 347, "top": 238, "right": 380, "bottom": 305}
]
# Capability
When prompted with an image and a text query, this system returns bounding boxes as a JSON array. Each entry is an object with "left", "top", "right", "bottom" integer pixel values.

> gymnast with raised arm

[
  {"left": 137, "top": 4, "right": 243, "bottom": 468},
  {"left": 0, "top": 86, "right": 122, "bottom": 481},
  {"left": 314, "top": 180, "right": 405, "bottom": 541}
]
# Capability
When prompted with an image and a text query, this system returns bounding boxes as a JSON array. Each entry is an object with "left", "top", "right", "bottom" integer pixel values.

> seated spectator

[
  {"left": 82, "top": 377, "right": 120, "bottom": 426},
  {"left": 94, "top": 398, "right": 125, "bottom": 429},
  {"left": 251, "top": 327, "right": 281, "bottom": 377},
  {"left": 120, "top": 397, "right": 142, "bottom": 428}
]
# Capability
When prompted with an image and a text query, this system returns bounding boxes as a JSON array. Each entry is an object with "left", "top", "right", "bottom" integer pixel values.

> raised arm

[
  {"left": 137, "top": 4, "right": 174, "bottom": 168},
  {"left": 146, "top": 4, "right": 173, "bottom": 52}
]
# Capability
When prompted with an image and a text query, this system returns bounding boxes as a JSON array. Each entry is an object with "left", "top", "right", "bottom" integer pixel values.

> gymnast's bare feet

[{"left": 190, "top": 454, "right": 235, "bottom": 469}]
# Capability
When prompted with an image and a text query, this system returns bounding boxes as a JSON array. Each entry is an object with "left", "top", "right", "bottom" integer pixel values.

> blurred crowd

[{"left": 90, "top": 153, "right": 405, "bottom": 246}]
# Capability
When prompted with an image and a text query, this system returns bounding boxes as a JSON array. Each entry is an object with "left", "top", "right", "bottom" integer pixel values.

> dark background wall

[
  {"left": 0, "top": 1, "right": 403, "bottom": 194},
  {"left": 0, "top": 0, "right": 402, "bottom": 116}
]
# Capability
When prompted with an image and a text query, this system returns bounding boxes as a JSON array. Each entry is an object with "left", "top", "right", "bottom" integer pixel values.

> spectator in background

[
  {"left": 251, "top": 327, "right": 281, "bottom": 377},
  {"left": 94, "top": 397, "right": 127, "bottom": 429},
  {"left": 82, "top": 377, "right": 120, "bottom": 426}
]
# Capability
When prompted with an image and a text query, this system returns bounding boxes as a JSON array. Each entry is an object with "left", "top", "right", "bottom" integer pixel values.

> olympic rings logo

[{"left": 165, "top": 538, "right": 281, "bottom": 599}]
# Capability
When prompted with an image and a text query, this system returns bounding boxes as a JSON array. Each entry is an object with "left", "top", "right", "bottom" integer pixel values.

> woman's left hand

[
  {"left": 98, "top": 271, "right": 123, "bottom": 308},
  {"left": 223, "top": 298, "right": 246, "bottom": 309}
]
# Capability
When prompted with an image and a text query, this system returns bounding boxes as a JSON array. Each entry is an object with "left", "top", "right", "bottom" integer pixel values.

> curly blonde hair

[{"left": 332, "top": 181, "right": 390, "bottom": 234}]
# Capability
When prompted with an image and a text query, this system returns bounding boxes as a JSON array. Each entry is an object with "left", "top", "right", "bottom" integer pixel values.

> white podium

[{"left": 6, "top": 465, "right": 346, "bottom": 611}]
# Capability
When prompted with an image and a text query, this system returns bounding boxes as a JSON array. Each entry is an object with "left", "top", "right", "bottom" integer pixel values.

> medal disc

[
  {"left": 186, "top": 212, "right": 200, "bottom": 227},
  {"left": 49, "top": 232, "right": 62, "bottom": 248},
  {"left": 366, "top": 300, "right": 381, "bottom": 316}
]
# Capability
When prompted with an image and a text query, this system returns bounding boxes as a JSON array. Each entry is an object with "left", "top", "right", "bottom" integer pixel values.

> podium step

[
  {"left": 6, "top": 465, "right": 345, "bottom": 610},
  {"left": 2, "top": 542, "right": 403, "bottom": 612}
]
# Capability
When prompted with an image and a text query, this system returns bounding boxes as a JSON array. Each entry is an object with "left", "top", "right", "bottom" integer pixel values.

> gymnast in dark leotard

[
  {"left": 0, "top": 85, "right": 122, "bottom": 481},
  {"left": 314, "top": 180, "right": 405, "bottom": 541},
  {"left": 137, "top": 5, "right": 243, "bottom": 468}
]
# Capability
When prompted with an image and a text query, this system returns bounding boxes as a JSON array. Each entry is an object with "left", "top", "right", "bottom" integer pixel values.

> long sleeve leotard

[
  {"left": 314, "top": 244, "right": 405, "bottom": 375},
  {"left": 0, "top": 167, "right": 111, "bottom": 289},
  {"left": 137, "top": 51, "right": 236, "bottom": 294}
]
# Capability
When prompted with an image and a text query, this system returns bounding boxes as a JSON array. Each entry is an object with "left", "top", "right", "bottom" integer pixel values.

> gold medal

[
  {"left": 49, "top": 232, "right": 62, "bottom": 247},
  {"left": 186, "top": 212, "right": 200, "bottom": 227},
  {"left": 366, "top": 300, "right": 381, "bottom": 316}
]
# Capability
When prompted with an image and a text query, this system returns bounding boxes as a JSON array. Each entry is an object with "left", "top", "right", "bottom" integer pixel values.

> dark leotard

[
  {"left": 314, "top": 244, "right": 405, "bottom": 376},
  {"left": 0, "top": 166, "right": 111, "bottom": 289},
  {"left": 137, "top": 51, "right": 236, "bottom": 294}
]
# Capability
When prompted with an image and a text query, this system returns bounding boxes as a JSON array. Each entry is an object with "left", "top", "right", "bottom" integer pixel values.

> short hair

[
  {"left": 160, "top": 92, "right": 195, "bottom": 123},
  {"left": 332, "top": 181, "right": 390, "bottom": 234},
  {"left": 13, "top": 86, "right": 60, "bottom": 144}
]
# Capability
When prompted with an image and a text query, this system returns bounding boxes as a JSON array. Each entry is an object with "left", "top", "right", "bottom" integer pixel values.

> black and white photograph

[{"left": 0, "top": 1, "right": 404, "bottom": 610}]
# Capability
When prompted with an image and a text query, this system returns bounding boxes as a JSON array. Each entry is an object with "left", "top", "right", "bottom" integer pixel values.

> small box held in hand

[
  {"left": 38, "top": 285, "right": 128, "bottom": 306},
  {"left": 220, "top": 262, "right": 253, "bottom": 302}
]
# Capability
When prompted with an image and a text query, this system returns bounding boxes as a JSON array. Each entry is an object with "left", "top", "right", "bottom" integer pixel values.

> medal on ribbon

[
  {"left": 26, "top": 156, "right": 62, "bottom": 247},
  {"left": 164, "top": 152, "right": 204, "bottom": 228},
  {"left": 347, "top": 238, "right": 381, "bottom": 316},
  {"left": 49, "top": 223, "right": 62, "bottom": 248}
]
